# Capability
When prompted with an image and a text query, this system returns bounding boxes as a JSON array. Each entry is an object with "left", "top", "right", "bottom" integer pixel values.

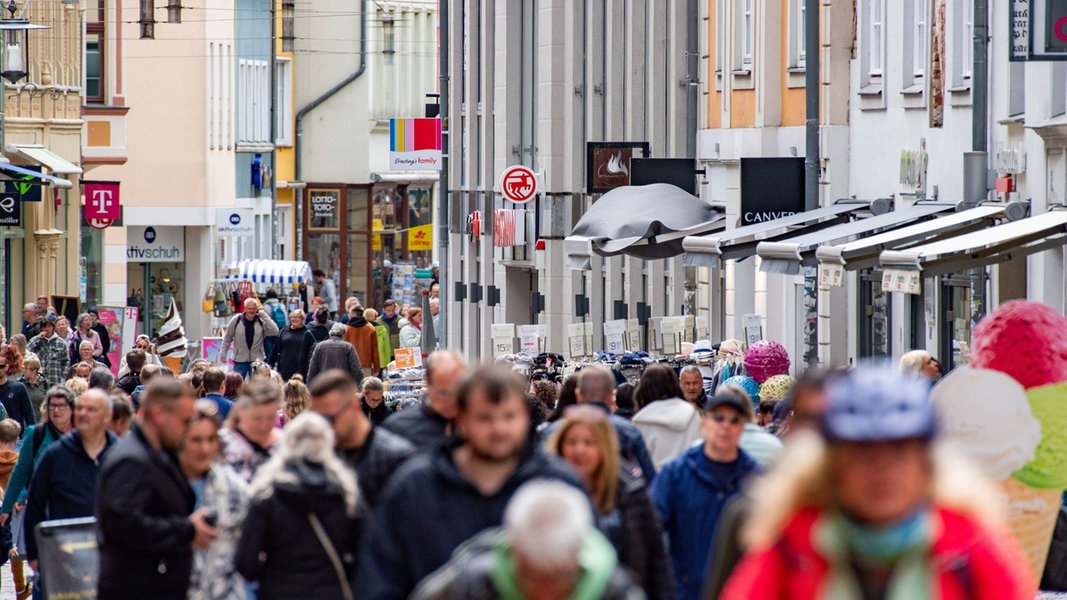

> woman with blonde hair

[
  {"left": 220, "top": 380, "right": 282, "bottom": 483},
  {"left": 900, "top": 349, "right": 942, "bottom": 380},
  {"left": 278, "top": 377, "right": 311, "bottom": 427},
  {"left": 721, "top": 367, "right": 1033, "bottom": 600},
  {"left": 545, "top": 404, "right": 674, "bottom": 600},
  {"left": 235, "top": 412, "right": 360, "bottom": 600}
]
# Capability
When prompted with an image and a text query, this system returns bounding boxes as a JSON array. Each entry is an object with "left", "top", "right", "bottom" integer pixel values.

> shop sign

[
  {"left": 819, "top": 263, "right": 845, "bottom": 288},
  {"left": 216, "top": 207, "right": 254, "bottom": 237},
  {"left": 500, "top": 166, "right": 539, "bottom": 204},
  {"left": 83, "top": 181, "right": 121, "bottom": 229},
  {"left": 127, "top": 226, "right": 184, "bottom": 262},
  {"left": 389, "top": 118, "right": 442, "bottom": 171},
  {"left": 408, "top": 223, "right": 433, "bottom": 251},
  {"left": 586, "top": 142, "right": 651, "bottom": 194},
  {"left": 0, "top": 188, "right": 19, "bottom": 226},
  {"left": 6, "top": 169, "right": 41, "bottom": 203},
  {"left": 882, "top": 268, "right": 922, "bottom": 295},
  {"left": 740, "top": 157, "right": 805, "bottom": 226},
  {"left": 308, "top": 189, "right": 340, "bottom": 229},
  {"left": 372, "top": 234, "right": 382, "bottom": 251}
]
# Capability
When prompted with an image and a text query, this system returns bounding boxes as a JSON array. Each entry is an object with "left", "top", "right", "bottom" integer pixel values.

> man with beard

[{"left": 358, "top": 365, "right": 581, "bottom": 600}]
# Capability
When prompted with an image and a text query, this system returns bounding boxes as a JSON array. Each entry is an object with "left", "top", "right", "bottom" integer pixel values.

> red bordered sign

[{"left": 500, "top": 165, "right": 538, "bottom": 204}]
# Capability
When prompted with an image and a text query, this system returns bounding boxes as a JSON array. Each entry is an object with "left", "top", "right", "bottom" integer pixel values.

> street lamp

[{"left": 0, "top": 0, "right": 44, "bottom": 85}]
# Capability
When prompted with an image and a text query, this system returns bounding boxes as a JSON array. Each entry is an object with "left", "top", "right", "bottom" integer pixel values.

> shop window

[
  {"left": 86, "top": 0, "right": 105, "bottom": 103},
  {"left": 859, "top": 272, "right": 891, "bottom": 358},
  {"left": 275, "top": 58, "right": 293, "bottom": 146}
]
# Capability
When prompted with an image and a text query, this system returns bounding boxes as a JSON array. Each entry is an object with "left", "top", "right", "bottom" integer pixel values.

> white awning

[
  {"left": 12, "top": 144, "right": 83, "bottom": 175},
  {"left": 880, "top": 209, "right": 1067, "bottom": 276},
  {"left": 222, "top": 259, "right": 314, "bottom": 285},
  {"left": 815, "top": 205, "right": 1005, "bottom": 270},
  {"left": 755, "top": 202, "right": 955, "bottom": 275},
  {"left": 681, "top": 200, "right": 874, "bottom": 268}
]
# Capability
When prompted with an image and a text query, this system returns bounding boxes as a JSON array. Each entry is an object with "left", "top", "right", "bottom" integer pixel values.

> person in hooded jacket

[
  {"left": 343, "top": 307, "right": 381, "bottom": 377},
  {"left": 269, "top": 308, "right": 315, "bottom": 382},
  {"left": 235, "top": 411, "right": 361, "bottom": 600},
  {"left": 307, "top": 307, "right": 334, "bottom": 344},
  {"left": 631, "top": 364, "right": 702, "bottom": 471}
]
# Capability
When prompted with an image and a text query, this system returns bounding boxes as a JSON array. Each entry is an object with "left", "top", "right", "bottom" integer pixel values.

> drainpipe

[
  {"left": 294, "top": 0, "right": 368, "bottom": 200},
  {"left": 437, "top": 0, "right": 448, "bottom": 347},
  {"left": 804, "top": 0, "right": 819, "bottom": 212}
]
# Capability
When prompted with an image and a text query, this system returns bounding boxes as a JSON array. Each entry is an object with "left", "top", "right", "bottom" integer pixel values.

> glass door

[{"left": 858, "top": 270, "right": 892, "bottom": 358}]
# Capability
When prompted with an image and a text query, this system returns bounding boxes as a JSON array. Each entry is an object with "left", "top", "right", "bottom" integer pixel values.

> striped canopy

[{"left": 223, "top": 260, "right": 314, "bottom": 285}]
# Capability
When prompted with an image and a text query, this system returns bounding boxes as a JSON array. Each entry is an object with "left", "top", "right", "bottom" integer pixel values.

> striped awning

[{"left": 223, "top": 260, "right": 314, "bottom": 285}]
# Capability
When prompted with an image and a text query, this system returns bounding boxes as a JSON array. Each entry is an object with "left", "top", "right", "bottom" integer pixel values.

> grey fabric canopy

[{"left": 567, "top": 184, "right": 724, "bottom": 260}]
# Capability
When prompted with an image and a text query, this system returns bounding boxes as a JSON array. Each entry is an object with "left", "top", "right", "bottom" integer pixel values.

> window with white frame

[
  {"left": 715, "top": 0, "right": 725, "bottom": 78},
  {"left": 869, "top": 0, "right": 883, "bottom": 76},
  {"left": 913, "top": 0, "right": 927, "bottom": 78},
  {"left": 275, "top": 58, "right": 293, "bottom": 146},
  {"left": 238, "top": 59, "right": 271, "bottom": 146},
  {"left": 952, "top": 0, "right": 973, "bottom": 87},
  {"left": 788, "top": 0, "right": 806, "bottom": 70},
  {"left": 733, "top": 0, "right": 754, "bottom": 72}
]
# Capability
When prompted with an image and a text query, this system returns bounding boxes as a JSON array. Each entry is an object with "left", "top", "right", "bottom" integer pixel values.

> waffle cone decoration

[{"left": 1000, "top": 476, "right": 1061, "bottom": 587}]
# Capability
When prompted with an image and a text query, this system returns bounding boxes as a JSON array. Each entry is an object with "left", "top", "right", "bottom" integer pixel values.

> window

[
  {"left": 238, "top": 59, "right": 271, "bottom": 146},
  {"left": 139, "top": 0, "right": 154, "bottom": 39},
  {"left": 869, "top": 0, "right": 883, "bottom": 76},
  {"left": 715, "top": 0, "right": 726, "bottom": 79},
  {"left": 1009, "top": 62, "right": 1025, "bottom": 116},
  {"left": 788, "top": 0, "right": 806, "bottom": 71},
  {"left": 282, "top": 0, "right": 295, "bottom": 52},
  {"left": 383, "top": 14, "right": 396, "bottom": 66},
  {"left": 85, "top": 0, "right": 104, "bottom": 103},
  {"left": 275, "top": 58, "right": 293, "bottom": 146},
  {"left": 739, "top": 0, "right": 754, "bottom": 69},
  {"left": 912, "top": 0, "right": 927, "bottom": 78},
  {"left": 952, "top": 0, "right": 973, "bottom": 87}
]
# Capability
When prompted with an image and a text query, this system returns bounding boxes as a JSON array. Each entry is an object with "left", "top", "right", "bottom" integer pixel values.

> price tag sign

[
  {"left": 603, "top": 320, "right": 626, "bottom": 354},
  {"left": 695, "top": 315, "right": 709, "bottom": 340},
  {"left": 683, "top": 316, "right": 695, "bottom": 342},
  {"left": 568, "top": 323, "right": 587, "bottom": 357},
  {"left": 394, "top": 347, "right": 422, "bottom": 369},
  {"left": 493, "top": 337, "right": 515, "bottom": 357},
  {"left": 743, "top": 314, "right": 763, "bottom": 347},
  {"left": 820, "top": 264, "right": 845, "bottom": 288},
  {"left": 882, "top": 268, "right": 921, "bottom": 295},
  {"left": 626, "top": 319, "right": 641, "bottom": 351},
  {"left": 583, "top": 322, "right": 594, "bottom": 356},
  {"left": 517, "top": 325, "right": 541, "bottom": 354}
]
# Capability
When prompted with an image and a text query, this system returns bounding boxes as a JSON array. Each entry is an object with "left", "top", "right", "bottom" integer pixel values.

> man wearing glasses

[{"left": 650, "top": 385, "right": 760, "bottom": 600}]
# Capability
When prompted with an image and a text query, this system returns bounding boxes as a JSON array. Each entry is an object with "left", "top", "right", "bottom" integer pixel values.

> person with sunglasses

[{"left": 650, "top": 386, "right": 760, "bottom": 600}]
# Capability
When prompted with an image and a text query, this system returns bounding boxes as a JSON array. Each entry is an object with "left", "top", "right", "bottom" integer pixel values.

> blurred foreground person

[
  {"left": 411, "top": 480, "right": 646, "bottom": 600},
  {"left": 721, "top": 367, "right": 1034, "bottom": 600},
  {"left": 235, "top": 412, "right": 360, "bottom": 600}
]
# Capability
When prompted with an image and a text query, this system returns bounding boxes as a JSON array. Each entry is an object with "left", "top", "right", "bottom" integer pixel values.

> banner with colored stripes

[{"left": 389, "top": 118, "right": 442, "bottom": 171}]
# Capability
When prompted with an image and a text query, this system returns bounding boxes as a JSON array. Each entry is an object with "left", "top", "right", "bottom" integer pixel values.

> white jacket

[{"left": 632, "top": 398, "right": 702, "bottom": 470}]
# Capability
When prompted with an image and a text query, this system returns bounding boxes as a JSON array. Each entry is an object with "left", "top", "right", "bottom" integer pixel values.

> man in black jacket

[
  {"left": 309, "top": 369, "right": 415, "bottom": 508},
  {"left": 95, "top": 378, "right": 217, "bottom": 600},
  {"left": 26, "top": 390, "right": 118, "bottom": 573},
  {"left": 307, "top": 323, "right": 362, "bottom": 385},
  {"left": 358, "top": 364, "right": 583, "bottom": 600},
  {"left": 380, "top": 349, "right": 466, "bottom": 452}
]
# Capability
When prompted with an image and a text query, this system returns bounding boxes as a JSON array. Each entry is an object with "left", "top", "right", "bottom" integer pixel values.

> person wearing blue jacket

[
  {"left": 651, "top": 387, "right": 760, "bottom": 600},
  {"left": 25, "top": 389, "right": 118, "bottom": 570}
]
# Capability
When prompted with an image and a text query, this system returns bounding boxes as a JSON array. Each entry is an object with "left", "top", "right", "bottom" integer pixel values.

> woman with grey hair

[
  {"left": 71, "top": 313, "right": 104, "bottom": 366},
  {"left": 899, "top": 349, "right": 941, "bottom": 380},
  {"left": 235, "top": 412, "right": 360, "bottom": 600}
]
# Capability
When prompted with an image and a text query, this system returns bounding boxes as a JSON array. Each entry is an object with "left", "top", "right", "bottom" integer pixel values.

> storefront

[
  {"left": 303, "top": 182, "right": 435, "bottom": 310},
  {"left": 125, "top": 225, "right": 185, "bottom": 337}
]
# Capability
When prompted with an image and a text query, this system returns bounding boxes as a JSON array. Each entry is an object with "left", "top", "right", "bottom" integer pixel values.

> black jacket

[
  {"left": 91, "top": 322, "right": 112, "bottom": 367},
  {"left": 357, "top": 440, "right": 583, "bottom": 600},
  {"left": 307, "top": 338, "right": 363, "bottom": 386},
  {"left": 605, "top": 468, "right": 675, "bottom": 600},
  {"left": 339, "top": 427, "right": 416, "bottom": 509},
  {"left": 269, "top": 325, "right": 315, "bottom": 381},
  {"left": 379, "top": 398, "right": 454, "bottom": 453},
  {"left": 361, "top": 398, "right": 394, "bottom": 426},
  {"left": 308, "top": 322, "right": 332, "bottom": 343},
  {"left": 95, "top": 422, "right": 196, "bottom": 600},
  {"left": 235, "top": 460, "right": 362, "bottom": 600},
  {"left": 26, "top": 430, "right": 118, "bottom": 561},
  {"left": 115, "top": 372, "right": 140, "bottom": 395}
]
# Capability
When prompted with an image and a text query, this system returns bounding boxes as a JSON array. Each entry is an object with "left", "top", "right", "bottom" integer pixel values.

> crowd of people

[{"left": 0, "top": 291, "right": 1049, "bottom": 600}]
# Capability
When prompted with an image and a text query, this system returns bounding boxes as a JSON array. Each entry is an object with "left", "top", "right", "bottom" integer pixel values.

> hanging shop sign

[
  {"left": 586, "top": 141, "right": 651, "bottom": 194},
  {"left": 127, "top": 226, "right": 184, "bottom": 262},
  {"left": 308, "top": 189, "right": 340, "bottom": 229},
  {"left": 740, "top": 157, "right": 806, "bottom": 225},
  {"left": 1012, "top": 0, "right": 1067, "bottom": 61},
  {"left": 216, "top": 207, "right": 255, "bottom": 237},
  {"left": 500, "top": 166, "right": 539, "bottom": 204},
  {"left": 0, "top": 188, "right": 19, "bottom": 226},
  {"left": 83, "top": 181, "right": 121, "bottom": 229},
  {"left": 408, "top": 223, "right": 433, "bottom": 251},
  {"left": 389, "top": 118, "right": 442, "bottom": 170},
  {"left": 6, "top": 168, "right": 41, "bottom": 203}
]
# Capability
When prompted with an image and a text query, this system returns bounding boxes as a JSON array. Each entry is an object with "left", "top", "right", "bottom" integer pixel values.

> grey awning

[
  {"left": 815, "top": 205, "right": 1004, "bottom": 270},
  {"left": 880, "top": 209, "right": 1067, "bottom": 276},
  {"left": 756, "top": 202, "right": 955, "bottom": 275},
  {"left": 681, "top": 200, "right": 874, "bottom": 268},
  {"left": 567, "top": 183, "right": 725, "bottom": 260}
]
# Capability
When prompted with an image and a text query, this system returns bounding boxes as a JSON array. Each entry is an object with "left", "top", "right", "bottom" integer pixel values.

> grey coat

[{"left": 222, "top": 314, "right": 280, "bottom": 363}]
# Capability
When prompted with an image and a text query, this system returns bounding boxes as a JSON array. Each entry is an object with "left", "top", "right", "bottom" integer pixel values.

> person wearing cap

[
  {"left": 650, "top": 386, "right": 760, "bottom": 600},
  {"left": 721, "top": 367, "right": 1034, "bottom": 600},
  {"left": 26, "top": 318, "right": 69, "bottom": 388}
]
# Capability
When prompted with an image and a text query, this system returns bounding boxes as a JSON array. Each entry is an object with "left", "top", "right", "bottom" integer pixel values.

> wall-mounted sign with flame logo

[{"left": 586, "top": 141, "right": 651, "bottom": 194}]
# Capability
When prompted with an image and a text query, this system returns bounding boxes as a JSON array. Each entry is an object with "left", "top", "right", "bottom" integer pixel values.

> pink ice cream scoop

[
  {"left": 742, "top": 340, "right": 791, "bottom": 384},
  {"left": 971, "top": 300, "right": 1067, "bottom": 389}
]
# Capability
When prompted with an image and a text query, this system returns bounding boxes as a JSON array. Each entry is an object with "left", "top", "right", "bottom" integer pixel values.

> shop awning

[
  {"left": 12, "top": 145, "right": 83, "bottom": 175},
  {"left": 681, "top": 199, "right": 878, "bottom": 268},
  {"left": 756, "top": 202, "right": 955, "bottom": 275},
  {"left": 566, "top": 183, "right": 725, "bottom": 260},
  {"left": 0, "top": 161, "right": 73, "bottom": 189},
  {"left": 815, "top": 205, "right": 1005, "bottom": 270},
  {"left": 223, "top": 259, "right": 314, "bottom": 285},
  {"left": 879, "top": 209, "right": 1067, "bottom": 276}
]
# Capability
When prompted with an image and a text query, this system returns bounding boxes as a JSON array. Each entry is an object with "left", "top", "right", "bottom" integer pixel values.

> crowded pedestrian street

[{"left": 2, "top": 0, "right": 1067, "bottom": 598}]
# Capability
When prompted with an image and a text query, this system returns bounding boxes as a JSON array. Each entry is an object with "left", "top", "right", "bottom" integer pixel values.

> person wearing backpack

[
  {"left": 262, "top": 289, "right": 288, "bottom": 362},
  {"left": 221, "top": 299, "right": 280, "bottom": 379}
]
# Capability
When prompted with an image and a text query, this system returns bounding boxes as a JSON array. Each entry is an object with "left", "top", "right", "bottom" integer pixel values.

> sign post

[{"left": 499, "top": 166, "right": 539, "bottom": 204}]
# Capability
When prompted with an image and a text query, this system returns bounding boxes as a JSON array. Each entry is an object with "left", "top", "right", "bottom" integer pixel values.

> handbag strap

[{"left": 307, "top": 512, "right": 354, "bottom": 600}]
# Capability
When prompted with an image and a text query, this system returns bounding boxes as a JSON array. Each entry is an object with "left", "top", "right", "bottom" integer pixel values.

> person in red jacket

[{"left": 721, "top": 367, "right": 1035, "bottom": 600}]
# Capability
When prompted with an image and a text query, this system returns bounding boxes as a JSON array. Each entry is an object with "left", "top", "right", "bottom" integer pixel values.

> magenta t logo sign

[{"left": 83, "top": 181, "right": 121, "bottom": 221}]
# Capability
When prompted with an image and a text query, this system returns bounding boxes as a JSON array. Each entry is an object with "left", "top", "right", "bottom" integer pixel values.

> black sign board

[
  {"left": 52, "top": 296, "right": 81, "bottom": 326},
  {"left": 0, "top": 187, "right": 19, "bottom": 226},
  {"left": 631, "top": 158, "right": 698, "bottom": 196},
  {"left": 740, "top": 157, "right": 806, "bottom": 226},
  {"left": 586, "top": 142, "right": 651, "bottom": 193},
  {"left": 308, "top": 188, "right": 340, "bottom": 229},
  {"left": 6, "top": 168, "right": 42, "bottom": 203},
  {"left": 35, "top": 517, "right": 99, "bottom": 598}
]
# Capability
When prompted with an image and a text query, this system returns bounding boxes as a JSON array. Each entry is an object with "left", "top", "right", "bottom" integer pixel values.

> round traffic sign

[{"left": 500, "top": 165, "right": 538, "bottom": 204}]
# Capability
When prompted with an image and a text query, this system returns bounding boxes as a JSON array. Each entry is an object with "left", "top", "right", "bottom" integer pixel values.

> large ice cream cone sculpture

[
  {"left": 1000, "top": 476, "right": 1062, "bottom": 582},
  {"left": 157, "top": 300, "right": 189, "bottom": 364}
]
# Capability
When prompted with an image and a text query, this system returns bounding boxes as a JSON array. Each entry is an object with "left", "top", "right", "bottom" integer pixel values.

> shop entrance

[
  {"left": 127, "top": 262, "right": 185, "bottom": 338},
  {"left": 939, "top": 275, "right": 978, "bottom": 372},
  {"left": 858, "top": 270, "right": 892, "bottom": 358}
]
